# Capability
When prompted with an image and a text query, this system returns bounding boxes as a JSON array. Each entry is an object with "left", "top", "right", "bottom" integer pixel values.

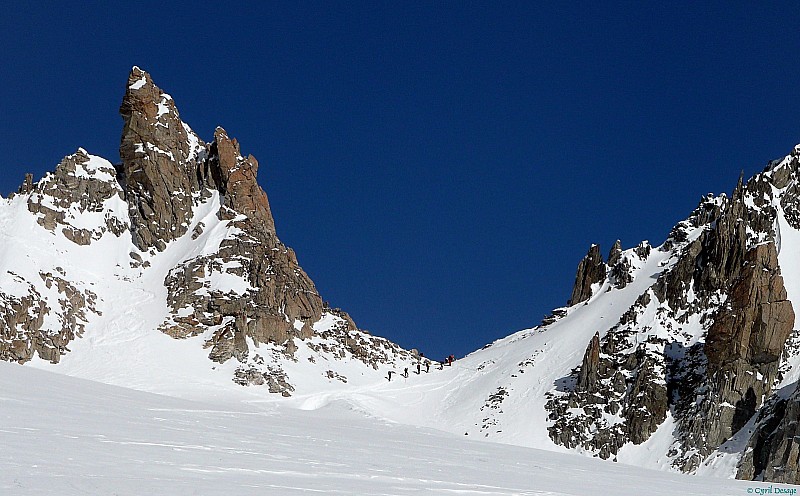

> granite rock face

[
  {"left": 569, "top": 244, "right": 606, "bottom": 305},
  {"left": 546, "top": 161, "right": 798, "bottom": 476},
  {"left": 158, "top": 127, "right": 324, "bottom": 359},
  {"left": 673, "top": 241, "right": 793, "bottom": 471},
  {"left": 606, "top": 240, "right": 631, "bottom": 289},
  {"left": 0, "top": 149, "right": 114, "bottom": 363},
  {"left": 118, "top": 68, "right": 327, "bottom": 366},
  {"left": 0, "top": 67, "right": 415, "bottom": 393},
  {"left": 27, "top": 149, "right": 128, "bottom": 244},
  {"left": 739, "top": 386, "right": 800, "bottom": 483},
  {"left": 117, "top": 68, "right": 324, "bottom": 356},
  {"left": 734, "top": 152, "right": 800, "bottom": 484},
  {"left": 0, "top": 269, "right": 99, "bottom": 364},
  {"left": 120, "top": 66, "right": 206, "bottom": 252},
  {"left": 546, "top": 292, "right": 669, "bottom": 460},
  {"left": 209, "top": 127, "right": 276, "bottom": 233},
  {"left": 576, "top": 332, "right": 600, "bottom": 392}
]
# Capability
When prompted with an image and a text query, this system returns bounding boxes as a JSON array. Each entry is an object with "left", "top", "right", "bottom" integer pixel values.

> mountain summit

[{"left": 0, "top": 67, "right": 413, "bottom": 395}]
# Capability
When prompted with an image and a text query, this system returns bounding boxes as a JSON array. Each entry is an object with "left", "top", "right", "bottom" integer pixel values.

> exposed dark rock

[
  {"left": 548, "top": 168, "right": 797, "bottom": 473},
  {"left": 0, "top": 279, "right": 48, "bottom": 362},
  {"left": 0, "top": 67, "right": 416, "bottom": 401},
  {"left": 0, "top": 271, "right": 98, "bottom": 364},
  {"left": 115, "top": 67, "right": 325, "bottom": 357},
  {"left": 676, "top": 242, "right": 794, "bottom": 462},
  {"left": 738, "top": 389, "right": 800, "bottom": 483},
  {"left": 577, "top": 332, "right": 600, "bottom": 392},
  {"left": 209, "top": 127, "right": 276, "bottom": 233},
  {"left": 233, "top": 365, "right": 295, "bottom": 396},
  {"left": 607, "top": 240, "right": 622, "bottom": 267},
  {"left": 540, "top": 307, "right": 568, "bottom": 326},
  {"left": 569, "top": 244, "right": 606, "bottom": 305},
  {"left": 606, "top": 240, "right": 633, "bottom": 289},
  {"left": 546, "top": 318, "right": 669, "bottom": 459},
  {"left": 706, "top": 243, "right": 793, "bottom": 370},
  {"left": 325, "top": 370, "right": 348, "bottom": 383},
  {"left": 120, "top": 66, "right": 205, "bottom": 252},
  {"left": 18, "top": 173, "right": 34, "bottom": 194},
  {"left": 625, "top": 348, "right": 668, "bottom": 445},
  {"left": 633, "top": 240, "right": 651, "bottom": 260},
  {"left": 778, "top": 149, "right": 800, "bottom": 229},
  {"left": 26, "top": 149, "right": 127, "bottom": 244}
]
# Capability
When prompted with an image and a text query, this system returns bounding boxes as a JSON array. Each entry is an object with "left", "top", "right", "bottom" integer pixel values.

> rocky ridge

[{"left": 541, "top": 150, "right": 800, "bottom": 482}]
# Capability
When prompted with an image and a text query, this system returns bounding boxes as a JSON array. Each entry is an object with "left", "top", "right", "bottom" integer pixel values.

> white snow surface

[
  {"left": 0, "top": 361, "right": 776, "bottom": 496},
  {"left": 129, "top": 72, "right": 147, "bottom": 90},
  {"left": 8, "top": 143, "right": 800, "bottom": 490}
]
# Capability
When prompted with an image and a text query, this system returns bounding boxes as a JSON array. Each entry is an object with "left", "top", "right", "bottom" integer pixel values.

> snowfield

[
  {"left": 0, "top": 362, "right": 777, "bottom": 495},
  {"left": 6, "top": 144, "right": 800, "bottom": 491},
  {"left": 7, "top": 68, "right": 800, "bottom": 491}
]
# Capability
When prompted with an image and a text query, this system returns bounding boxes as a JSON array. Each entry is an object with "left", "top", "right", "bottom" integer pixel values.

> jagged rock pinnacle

[
  {"left": 0, "top": 66, "right": 416, "bottom": 403},
  {"left": 120, "top": 66, "right": 200, "bottom": 251},
  {"left": 569, "top": 244, "right": 605, "bottom": 305},
  {"left": 209, "top": 127, "right": 276, "bottom": 233},
  {"left": 118, "top": 69, "right": 323, "bottom": 362},
  {"left": 119, "top": 67, "right": 279, "bottom": 250},
  {"left": 576, "top": 332, "right": 600, "bottom": 392},
  {"left": 607, "top": 240, "right": 622, "bottom": 267}
]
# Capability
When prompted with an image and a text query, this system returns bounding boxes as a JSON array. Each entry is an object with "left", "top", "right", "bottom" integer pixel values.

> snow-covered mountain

[
  {"left": 0, "top": 67, "right": 415, "bottom": 399},
  {"left": 397, "top": 149, "right": 800, "bottom": 483},
  {"left": 4, "top": 67, "right": 800, "bottom": 486}
]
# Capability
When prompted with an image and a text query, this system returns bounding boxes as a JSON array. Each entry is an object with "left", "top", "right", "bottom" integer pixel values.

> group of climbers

[{"left": 386, "top": 352, "right": 455, "bottom": 381}]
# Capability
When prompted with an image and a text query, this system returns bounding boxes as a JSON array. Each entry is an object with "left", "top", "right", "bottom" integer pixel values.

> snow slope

[
  {"left": 8, "top": 69, "right": 800, "bottom": 487},
  {"left": 0, "top": 152, "right": 409, "bottom": 401},
  {"left": 0, "top": 168, "right": 778, "bottom": 481},
  {"left": 7, "top": 146, "right": 800, "bottom": 485},
  {"left": 267, "top": 241, "right": 683, "bottom": 453},
  {"left": 1, "top": 361, "right": 779, "bottom": 496}
]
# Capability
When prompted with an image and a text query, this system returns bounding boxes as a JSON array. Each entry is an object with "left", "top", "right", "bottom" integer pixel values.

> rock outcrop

[
  {"left": 117, "top": 66, "right": 326, "bottom": 362},
  {"left": 0, "top": 269, "right": 99, "bottom": 364},
  {"left": 27, "top": 149, "right": 128, "bottom": 244},
  {"left": 569, "top": 244, "right": 606, "bottom": 305},
  {"left": 120, "top": 66, "right": 206, "bottom": 252},
  {"left": 607, "top": 240, "right": 633, "bottom": 289},
  {"left": 0, "top": 149, "right": 115, "bottom": 364},
  {"left": 739, "top": 386, "right": 800, "bottom": 483},
  {"left": 546, "top": 293, "right": 669, "bottom": 459},
  {"left": 0, "top": 67, "right": 418, "bottom": 393},
  {"left": 209, "top": 127, "right": 276, "bottom": 232},
  {"left": 547, "top": 164, "right": 796, "bottom": 474},
  {"left": 576, "top": 332, "right": 600, "bottom": 392}
]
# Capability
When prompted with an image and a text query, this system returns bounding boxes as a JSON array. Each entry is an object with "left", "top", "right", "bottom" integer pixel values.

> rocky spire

[
  {"left": 576, "top": 332, "right": 600, "bottom": 392},
  {"left": 208, "top": 127, "right": 276, "bottom": 233},
  {"left": 116, "top": 68, "right": 324, "bottom": 365},
  {"left": 0, "top": 67, "right": 419, "bottom": 398},
  {"left": 733, "top": 169, "right": 745, "bottom": 201},
  {"left": 607, "top": 240, "right": 622, "bottom": 267},
  {"left": 606, "top": 239, "right": 633, "bottom": 289},
  {"left": 120, "top": 66, "right": 205, "bottom": 251},
  {"left": 569, "top": 244, "right": 606, "bottom": 305},
  {"left": 17, "top": 173, "right": 34, "bottom": 194}
]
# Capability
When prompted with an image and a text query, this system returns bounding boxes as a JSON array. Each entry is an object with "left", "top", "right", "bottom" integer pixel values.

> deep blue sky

[{"left": 2, "top": 3, "right": 800, "bottom": 361}]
